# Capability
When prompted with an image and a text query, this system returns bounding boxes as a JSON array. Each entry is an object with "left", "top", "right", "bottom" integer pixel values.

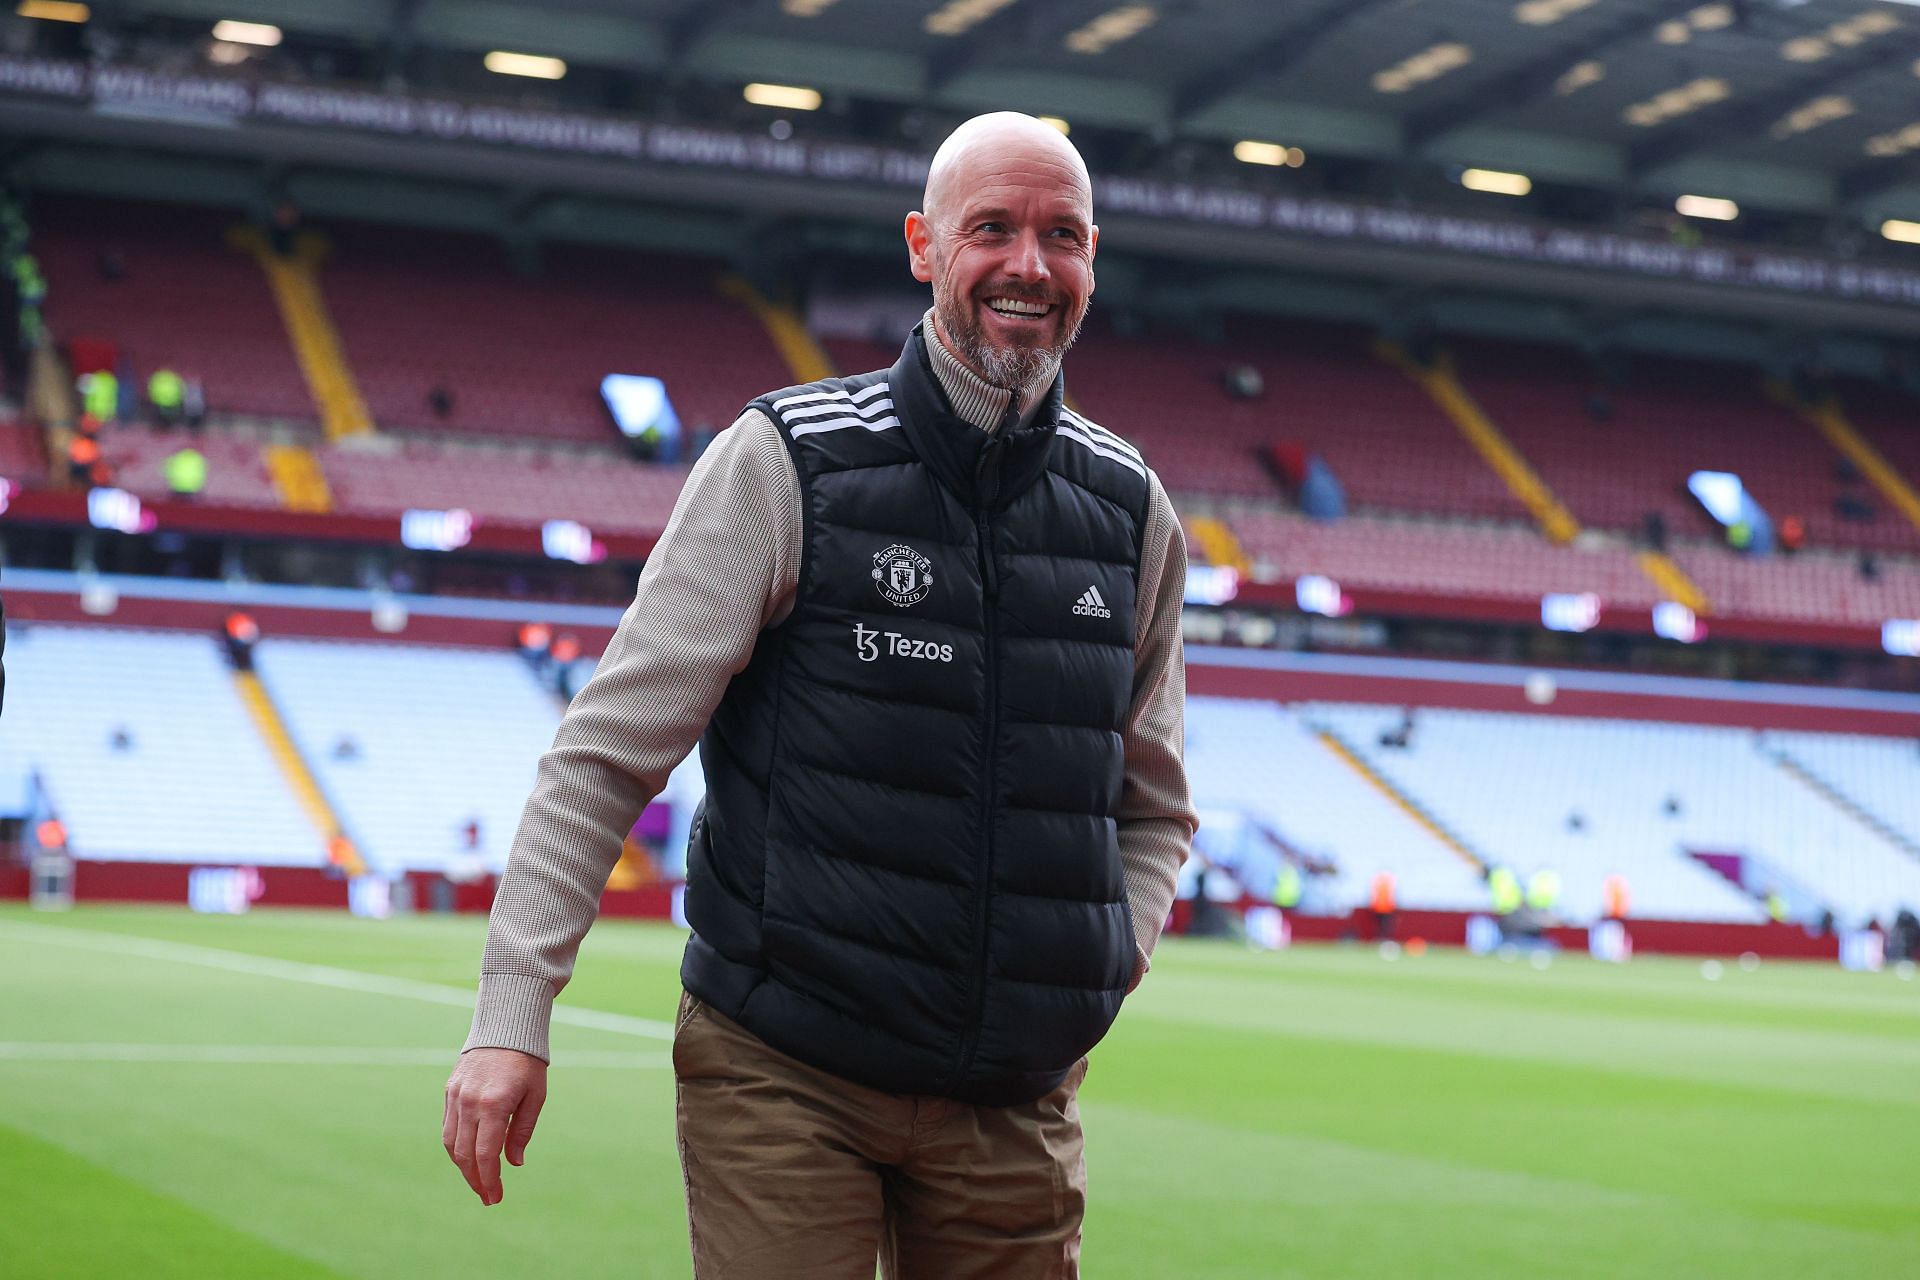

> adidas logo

[{"left": 1072, "top": 585, "right": 1113, "bottom": 619}]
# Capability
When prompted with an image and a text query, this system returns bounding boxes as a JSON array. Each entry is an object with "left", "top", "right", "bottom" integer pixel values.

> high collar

[
  {"left": 921, "top": 307, "right": 1056, "bottom": 435},
  {"left": 887, "top": 321, "right": 1063, "bottom": 511}
]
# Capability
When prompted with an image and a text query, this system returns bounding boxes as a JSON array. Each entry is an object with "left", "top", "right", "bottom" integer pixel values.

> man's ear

[{"left": 905, "top": 211, "right": 935, "bottom": 283}]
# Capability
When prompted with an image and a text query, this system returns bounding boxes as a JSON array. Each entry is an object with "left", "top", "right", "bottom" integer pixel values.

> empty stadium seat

[
  {"left": 32, "top": 197, "right": 313, "bottom": 421},
  {"left": 320, "top": 433, "right": 691, "bottom": 535},
  {"left": 1454, "top": 341, "right": 1920, "bottom": 557},
  {"left": 1064, "top": 314, "right": 1524, "bottom": 515},
  {"left": 97, "top": 423, "right": 282, "bottom": 509},
  {"left": 1226, "top": 507, "right": 1660, "bottom": 607},
  {"left": 1310, "top": 703, "right": 1920, "bottom": 925},
  {"left": 318, "top": 228, "right": 792, "bottom": 444},
  {"left": 0, "top": 625, "right": 320, "bottom": 863},
  {"left": 1186, "top": 696, "right": 1490, "bottom": 912},
  {"left": 251, "top": 639, "right": 566, "bottom": 874}
]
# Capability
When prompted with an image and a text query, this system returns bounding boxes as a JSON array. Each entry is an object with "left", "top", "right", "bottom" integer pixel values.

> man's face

[{"left": 907, "top": 141, "right": 1098, "bottom": 393}]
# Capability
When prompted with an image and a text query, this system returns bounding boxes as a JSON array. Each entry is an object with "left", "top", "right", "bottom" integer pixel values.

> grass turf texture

[{"left": 1, "top": 904, "right": 1914, "bottom": 1278}]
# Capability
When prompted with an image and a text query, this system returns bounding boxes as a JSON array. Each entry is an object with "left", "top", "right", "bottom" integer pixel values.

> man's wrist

[{"left": 463, "top": 972, "right": 556, "bottom": 1063}]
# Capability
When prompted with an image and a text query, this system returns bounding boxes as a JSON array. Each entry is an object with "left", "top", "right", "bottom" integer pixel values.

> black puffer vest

[{"left": 680, "top": 324, "right": 1150, "bottom": 1105}]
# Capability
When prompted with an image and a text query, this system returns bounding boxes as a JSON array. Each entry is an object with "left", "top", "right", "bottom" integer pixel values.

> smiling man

[{"left": 444, "top": 111, "right": 1194, "bottom": 1279}]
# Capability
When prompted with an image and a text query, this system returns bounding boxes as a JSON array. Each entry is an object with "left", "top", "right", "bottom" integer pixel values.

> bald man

[{"left": 445, "top": 112, "right": 1194, "bottom": 1279}]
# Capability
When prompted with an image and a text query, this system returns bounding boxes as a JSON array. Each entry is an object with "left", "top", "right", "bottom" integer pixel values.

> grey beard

[{"left": 939, "top": 294, "right": 1083, "bottom": 399}]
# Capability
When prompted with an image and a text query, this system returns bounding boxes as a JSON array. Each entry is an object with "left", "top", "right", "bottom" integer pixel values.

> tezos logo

[
  {"left": 854, "top": 623, "right": 953, "bottom": 665},
  {"left": 872, "top": 542, "right": 934, "bottom": 608}
]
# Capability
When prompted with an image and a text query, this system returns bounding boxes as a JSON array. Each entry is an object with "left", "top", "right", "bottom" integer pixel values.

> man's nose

[{"left": 1004, "top": 229, "right": 1049, "bottom": 282}]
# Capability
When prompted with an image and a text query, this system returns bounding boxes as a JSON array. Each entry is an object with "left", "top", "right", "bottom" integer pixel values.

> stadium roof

[{"left": 67, "top": 0, "right": 1920, "bottom": 219}]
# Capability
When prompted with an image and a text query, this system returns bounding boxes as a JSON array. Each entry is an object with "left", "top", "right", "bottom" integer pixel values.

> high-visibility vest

[
  {"left": 148, "top": 368, "right": 185, "bottom": 411},
  {"left": 81, "top": 371, "right": 118, "bottom": 422},
  {"left": 1527, "top": 869, "right": 1561, "bottom": 911},
  {"left": 164, "top": 448, "right": 207, "bottom": 495},
  {"left": 1370, "top": 872, "right": 1396, "bottom": 914},
  {"left": 1274, "top": 863, "right": 1302, "bottom": 909},
  {"left": 1489, "top": 867, "right": 1523, "bottom": 914},
  {"left": 1602, "top": 874, "right": 1630, "bottom": 919}
]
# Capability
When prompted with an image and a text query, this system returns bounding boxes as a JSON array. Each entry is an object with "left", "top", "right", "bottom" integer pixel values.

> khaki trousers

[{"left": 673, "top": 990, "right": 1089, "bottom": 1280}]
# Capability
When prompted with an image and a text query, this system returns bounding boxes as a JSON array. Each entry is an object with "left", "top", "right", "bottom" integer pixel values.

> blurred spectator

[
  {"left": 1369, "top": 870, "right": 1396, "bottom": 940},
  {"left": 182, "top": 375, "right": 207, "bottom": 430},
  {"left": 1889, "top": 908, "right": 1917, "bottom": 963},
  {"left": 148, "top": 367, "right": 185, "bottom": 425},
  {"left": 66, "top": 434, "right": 101, "bottom": 487},
  {"left": 1526, "top": 868, "right": 1561, "bottom": 918},
  {"left": 78, "top": 369, "right": 118, "bottom": 424},
  {"left": 1643, "top": 510, "right": 1667, "bottom": 552},
  {"left": 428, "top": 383, "right": 454, "bottom": 420},
  {"left": 1859, "top": 552, "right": 1879, "bottom": 583},
  {"left": 222, "top": 612, "right": 259, "bottom": 671},
  {"left": 551, "top": 632, "right": 583, "bottom": 699},
  {"left": 1378, "top": 708, "right": 1416, "bottom": 751},
  {"left": 516, "top": 621, "right": 552, "bottom": 674},
  {"left": 1489, "top": 865, "right": 1523, "bottom": 918},
  {"left": 108, "top": 724, "right": 134, "bottom": 752},
  {"left": 268, "top": 200, "right": 303, "bottom": 257},
  {"left": 165, "top": 446, "right": 207, "bottom": 501},
  {"left": 333, "top": 734, "right": 361, "bottom": 761},
  {"left": 97, "top": 249, "right": 124, "bottom": 282},
  {"left": 1602, "top": 873, "right": 1630, "bottom": 920},
  {"left": 1273, "top": 861, "right": 1302, "bottom": 911}
]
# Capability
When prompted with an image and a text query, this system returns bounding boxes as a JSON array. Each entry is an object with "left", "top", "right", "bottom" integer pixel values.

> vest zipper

[{"left": 952, "top": 436, "right": 1003, "bottom": 1090}]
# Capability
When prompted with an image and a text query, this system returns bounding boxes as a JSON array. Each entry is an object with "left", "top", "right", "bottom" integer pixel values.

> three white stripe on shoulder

[{"left": 774, "top": 382, "right": 1149, "bottom": 481}]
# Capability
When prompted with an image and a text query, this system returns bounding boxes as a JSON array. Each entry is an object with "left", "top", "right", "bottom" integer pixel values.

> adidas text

[{"left": 1072, "top": 585, "right": 1113, "bottom": 619}]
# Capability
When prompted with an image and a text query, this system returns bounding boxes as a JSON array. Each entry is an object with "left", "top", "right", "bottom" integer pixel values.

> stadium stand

[
  {"left": 97, "top": 421, "right": 283, "bottom": 509},
  {"left": 0, "top": 418, "right": 44, "bottom": 482},
  {"left": 1767, "top": 729, "right": 1920, "bottom": 856},
  {"left": 1225, "top": 507, "right": 1660, "bottom": 607},
  {"left": 1185, "top": 695, "right": 1490, "bottom": 912},
  {"left": 1835, "top": 381, "right": 1920, "bottom": 496},
  {"left": 9, "top": 620, "right": 1918, "bottom": 932},
  {"left": 1064, "top": 314, "right": 1527, "bottom": 517},
  {"left": 31, "top": 197, "right": 313, "bottom": 422},
  {"left": 319, "top": 432, "right": 689, "bottom": 535},
  {"left": 317, "top": 227, "right": 791, "bottom": 444},
  {"left": 1453, "top": 341, "right": 1920, "bottom": 557},
  {"left": 1667, "top": 538, "right": 1920, "bottom": 626},
  {"left": 250, "top": 638, "right": 564, "bottom": 874},
  {"left": 1309, "top": 703, "right": 1920, "bottom": 926},
  {"left": 0, "top": 625, "right": 320, "bottom": 863}
]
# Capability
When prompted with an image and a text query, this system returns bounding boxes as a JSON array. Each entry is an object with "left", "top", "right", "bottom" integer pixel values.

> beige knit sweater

[{"left": 464, "top": 320, "right": 1196, "bottom": 1062}]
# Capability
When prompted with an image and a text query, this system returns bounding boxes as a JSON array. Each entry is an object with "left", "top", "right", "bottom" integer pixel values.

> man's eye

[
  {"left": 1051, "top": 228, "right": 1080, "bottom": 240},
  {"left": 975, "top": 222, "right": 1004, "bottom": 234}
]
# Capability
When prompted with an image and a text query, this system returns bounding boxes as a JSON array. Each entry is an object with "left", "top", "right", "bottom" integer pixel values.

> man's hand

[{"left": 443, "top": 1047, "right": 548, "bottom": 1206}]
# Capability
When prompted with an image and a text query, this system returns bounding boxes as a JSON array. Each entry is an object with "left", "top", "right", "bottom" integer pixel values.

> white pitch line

[
  {"left": 0, "top": 920, "right": 675, "bottom": 1041},
  {"left": 0, "top": 1043, "right": 671, "bottom": 1068}
]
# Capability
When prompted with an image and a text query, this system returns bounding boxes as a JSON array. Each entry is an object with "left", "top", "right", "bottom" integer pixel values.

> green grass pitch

[{"left": 2, "top": 902, "right": 1915, "bottom": 1278}]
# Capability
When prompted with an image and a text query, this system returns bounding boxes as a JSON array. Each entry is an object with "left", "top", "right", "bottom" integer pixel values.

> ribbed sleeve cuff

[{"left": 462, "top": 972, "right": 556, "bottom": 1063}]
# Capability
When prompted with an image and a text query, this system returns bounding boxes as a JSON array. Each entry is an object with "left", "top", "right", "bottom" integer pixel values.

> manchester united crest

[{"left": 872, "top": 543, "right": 934, "bottom": 608}]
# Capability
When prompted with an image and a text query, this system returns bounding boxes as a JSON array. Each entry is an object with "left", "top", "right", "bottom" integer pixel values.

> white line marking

[
  {"left": 0, "top": 1042, "right": 670, "bottom": 1068},
  {"left": 0, "top": 922, "right": 676, "bottom": 1041}
]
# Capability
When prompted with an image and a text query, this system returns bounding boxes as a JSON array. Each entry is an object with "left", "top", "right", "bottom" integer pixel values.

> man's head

[{"left": 905, "top": 112, "right": 1098, "bottom": 395}]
